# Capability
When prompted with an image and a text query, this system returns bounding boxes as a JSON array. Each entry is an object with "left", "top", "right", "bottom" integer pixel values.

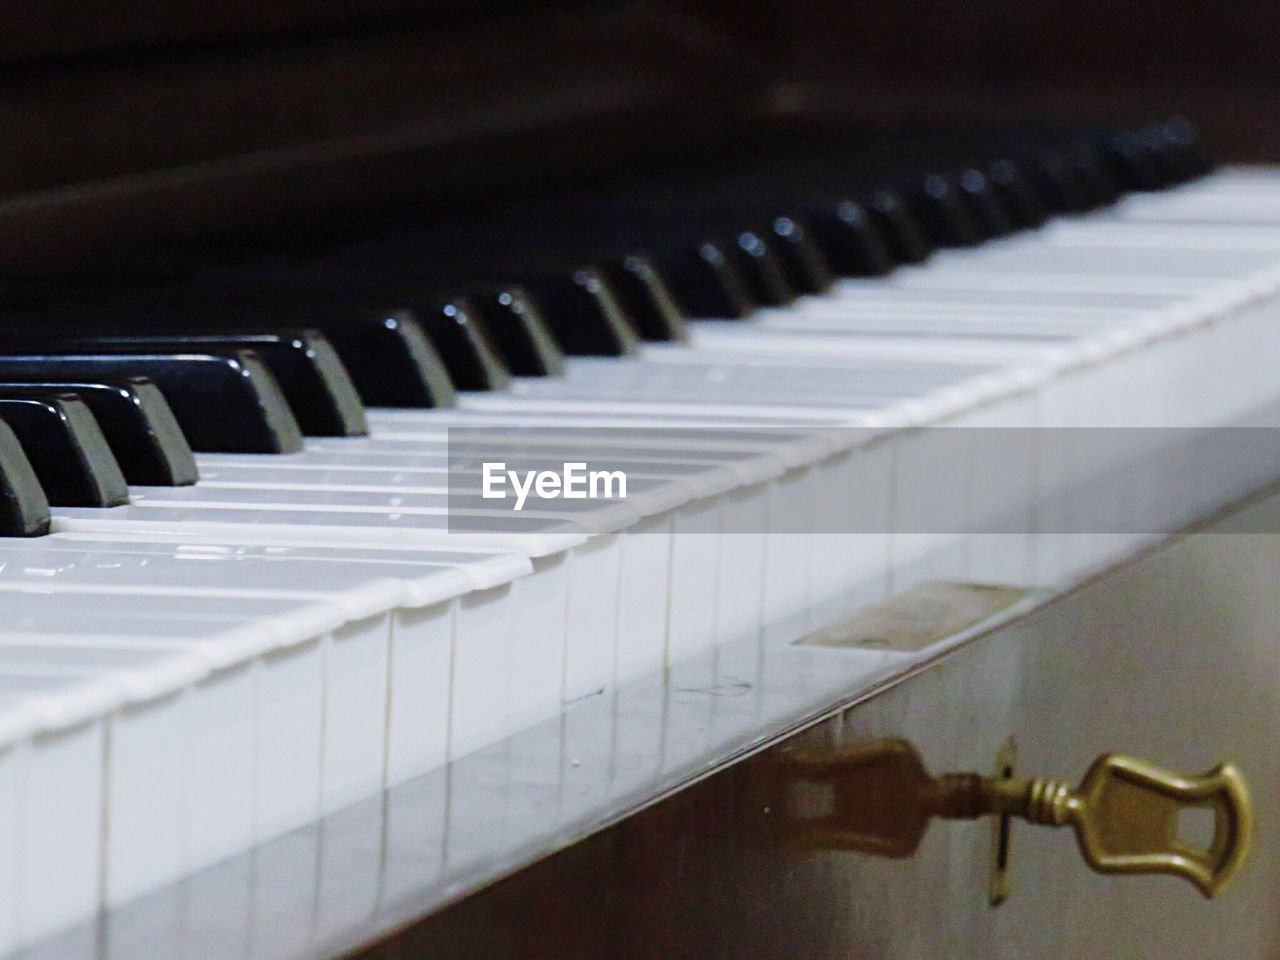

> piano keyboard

[{"left": 1, "top": 121, "right": 1279, "bottom": 952}]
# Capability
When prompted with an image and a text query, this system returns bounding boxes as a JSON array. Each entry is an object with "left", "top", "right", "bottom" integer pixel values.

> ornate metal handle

[{"left": 766, "top": 739, "right": 1253, "bottom": 898}]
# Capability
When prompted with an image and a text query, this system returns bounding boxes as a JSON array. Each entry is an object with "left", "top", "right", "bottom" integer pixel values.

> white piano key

[
  {"left": 108, "top": 685, "right": 189, "bottom": 906},
  {"left": 119, "top": 486, "right": 643, "bottom": 536},
  {"left": 761, "top": 466, "right": 815, "bottom": 641},
  {"left": 0, "top": 645, "right": 214, "bottom": 907},
  {"left": 17, "top": 532, "right": 559, "bottom": 784},
  {"left": 361, "top": 422, "right": 831, "bottom": 474},
  {"left": 451, "top": 582, "right": 515, "bottom": 757},
  {"left": 254, "top": 640, "right": 325, "bottom": 842},
  {"left": 714, "top": 484, "right": 769, "bottom": 645},
  {"left": 563, "top": 532, "right": 622, "bottom": 703},
  {"left": 614, "top": 513, "right": 673, "bottom": 685},
  {"left": 40, "top": 516, "right": 627, "bottom": 769},
  {"left": 321, "top": 613, "right": 392, "bottom": 814},
  {"left": 38, "top": 530, "right": 534, "bottom": 591},
  {"left": 199, "top": 455, "right": 741, "bottom": 503},
  {"left": 0, "top": 589, "right": 380, "bottom": 904},
  {"left": 0, "top": 743, "right": 16, "bottom": 955},
  {"left": 0, "top": 539, "right": 549, "bottom": 807},
  {"left": 386, "top": 601, "right": 454, "bottom": 785},
  {"left": 184, "top": 665, "right": 258, "bottom": 875},
  {"left": 508, "top": 553, "right": 571, "bottom": 732},
  {"left": 665, "top": 496, "right": 721, "bottom": 665},
  {"left": 20, "top": 716, "right": 105, "bottom": 943},
  {"left": 54, "top": 504, "right": 590, "bottom": 557},
  {"left": 0, "top": 673, "right": 117, "bottom": 944},
  {"left": 0, "top": 628, "right": 262, "bottom": 913},
  {"left": 808, "top": 447, "right": 886, "bottom": 622}
]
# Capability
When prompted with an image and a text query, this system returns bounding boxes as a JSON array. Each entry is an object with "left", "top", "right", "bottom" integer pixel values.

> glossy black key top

[
  {"left": 0, "top": 351, "right": 302, "bottom": 454},
  {"left": 594, "top": 256, "right": 687, "bottom": 342},
  {"left": 177, "top": 304, "right": 461, "bottom": 410},
  {"left": 71, "top": 295, "right": 460, "bottom": 411},
  {"left": 767, "top": 217, "right": 834, "bottom": 295},
  {"left": 414, "top": 298, "right": 511, "bottom": 391},
  {"left": 0, "top": 393, "right": 129, "bottom": 507},
  {"left": 1067, "top": 142, "right": 1123, "bottom": 206},
  {"left": 313, "top": 255, "right": 639, "bottom": 358},
  {"left": 957, "top": 168, "right": 1016, "bottom": 238},
  {"left": 1028, "top": 150, "right": 1091, "bottom": 213},
  {"left": 650, "top": 241, "right": 756, "bottom": 319},
  {"left": 868, "top": 190, "right": 934, "bottom": 263},
  {"left": 464, "top": 286, "right": 566, "bottom": 376},
  {"left": 986, "top": 160, "right": 1049, "bottom": 229},
  {"left": 0, "top": 420, "right": 49, "bottom": 537},
  {"left": 806, "top": 201, "right": 896, "bottom": 277},
  {"left": 277, "top": 251, "right": 642, "bottom": 358},
  {"left": 731, "top": 229, "right": 795, "bottom": 306},
  {"left": 515, "top": 269, "right": 639, "bottom": 356},
  {"left": 1152, "top": 117, "right": 1212, "bottom": 182},
  {"left": 312, "top": 311, "right": 458, "bottom": 408},
  {"left": 907, "top": 174, "right": 984, "bottom": 247},
  {"left": 0, "top": 379, "right": 197, "bottom": 486},
  {"left": 61, "top": 331, "right": 368, "bottom": 436}
]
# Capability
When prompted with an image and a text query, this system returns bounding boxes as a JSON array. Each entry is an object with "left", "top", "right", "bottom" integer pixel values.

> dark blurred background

[
  {"left": 2, "top": 0, "right": 1277, "bottom": 266},
  {"left": 698, "top": 0, "right": 1280, "bottom": 158}
]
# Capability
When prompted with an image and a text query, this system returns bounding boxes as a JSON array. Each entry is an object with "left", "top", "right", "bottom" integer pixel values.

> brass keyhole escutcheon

[{"left": 762, "top": 738, "right": 1253, "bottom": 899}]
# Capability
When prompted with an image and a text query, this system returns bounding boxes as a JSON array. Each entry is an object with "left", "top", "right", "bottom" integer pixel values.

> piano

[{"left": 0, "top": 2, "right": 1276, "bottom": 957}]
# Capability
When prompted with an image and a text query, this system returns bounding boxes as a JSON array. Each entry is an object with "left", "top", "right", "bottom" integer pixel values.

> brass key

[{"left": 766, "top": 738, "right": 1253, "bottom": 898}]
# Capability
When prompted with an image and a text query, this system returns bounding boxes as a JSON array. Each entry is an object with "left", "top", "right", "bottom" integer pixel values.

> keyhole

[
  {"left": 995, "top": 765, "right": 1014, "bottom": 869},
  {"left": 989, "top": 739, "right": 1017, "bottom": 907}
]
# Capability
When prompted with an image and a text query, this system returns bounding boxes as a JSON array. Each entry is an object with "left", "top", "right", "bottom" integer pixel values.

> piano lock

[{"left": 760, "top": 738, "right": 1253, "bottom": 903}]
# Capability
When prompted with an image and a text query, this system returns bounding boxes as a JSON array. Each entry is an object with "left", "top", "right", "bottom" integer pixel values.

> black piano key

[
  {"left": 868, "top": 190, "right": 934, "bottom": 263},
  {"left": 647, "top": 241, "right": 756, "bottom": 319},
  {"left": 1099, "top": 130, "right": 1165, "bottom": 191},
  {"left": 594, "top": 256, "right": 687, "bottom": 342},
  {"left": 0, "top": 421, "right": 50, "bottom": 537},
  {"left": 986, "top": 160, "right": 1049, "bottom": 229},
  {"left": 414, "top": 298, "right": 511, "bottom": 392},
  {"left": 0, "top": 393, "right": 130, "bottom": 507},
  {"left": 1067, "top": 142, "right": 1123, "bottom": 206},
  {"left": 730, "top": 230, "right": 795, "bottom": 307},
  {"left": 957, "top": 169, "right": 1016, "bottom": 238},
  {"left": 513, "top": 269, "right": 639, "bottom": 355},
  {"left": 1154, "top": 117, "right": 1212, "bottom": 182},
  {"left": 52, "top": 330, "right": 367, "bottom": 436},
  {"left": 0, "top": 379, "right": 198, "bottom": 486},
  {"left": 407, "top": 231, "right": 686, "bottom": 341},
  {"left": 907, "top": 174, "right": 985, "bottom": 247},
  {"left": 1122, "top": 120, "right": 1204, "bottom": 189},
  {"left": 247, "top": 241, "right": 644, "bottom": 358},
  {"left": 243, "top": 256, "right": 640, "bottom": 360},
  {"left": 464, "top": 286, "right": 566, "bottom": 376},
  {"left": 60, "top": 296, "right": 460, "bottom": 411},
  {"left": 1134, "top": 122, "right": 1183, "bottom": 185},
  {"left": 767, "top": 217, "right": 834, "bottom": 295},
  {"left": 1028, "top": 150, "right": 1091, "bottom": 212},
  {"left": 306, "top": 311, "right": 458, "bottom": 408},
  {"left": 0, "top": 352, "right": 302, "bottom": 453},
  {"left": 806, "top": 201, "right": 896, "bottom": 277}
]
